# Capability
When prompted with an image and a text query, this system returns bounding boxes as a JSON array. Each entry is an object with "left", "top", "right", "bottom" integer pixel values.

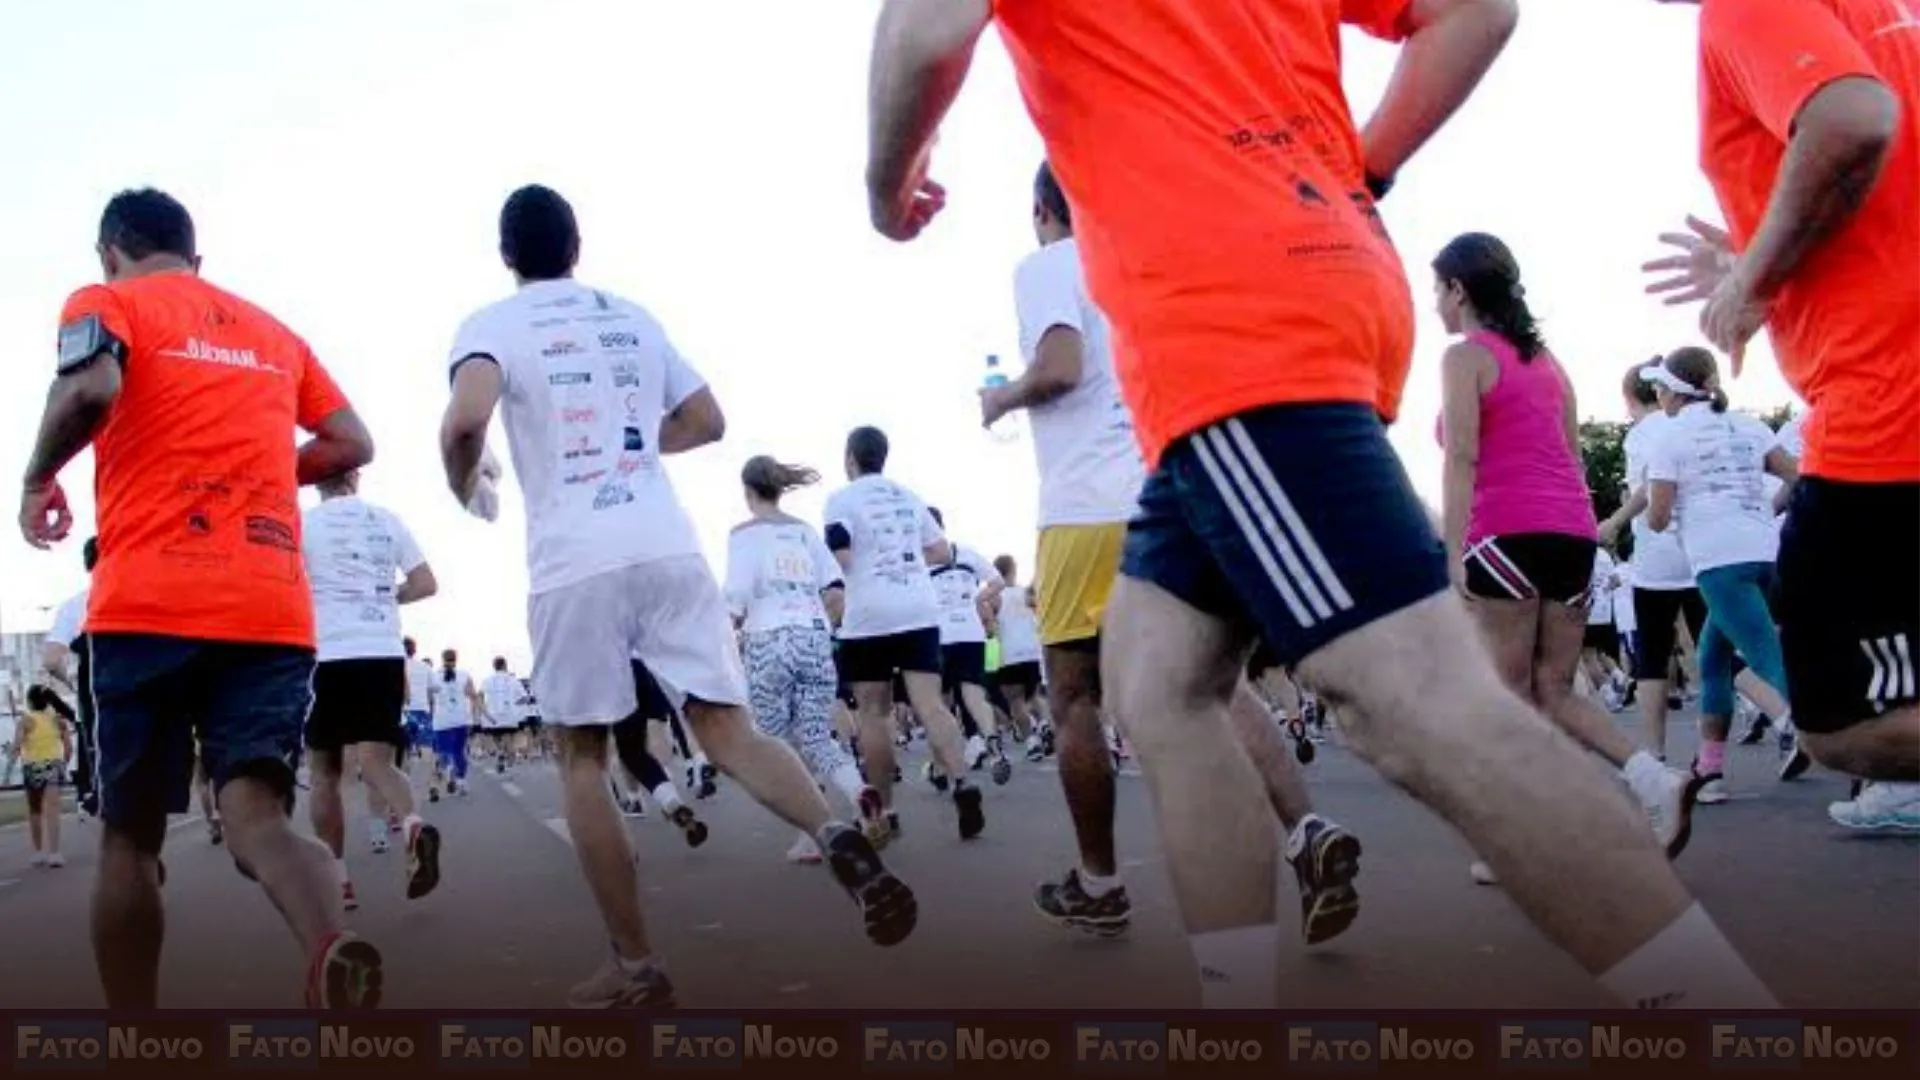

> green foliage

[
  {"left": 1756, "top": 403, "right": 1797, "bottom": 431},
  {"left": 1580, "top": 419, "right": 1629, "bottom": 525}
]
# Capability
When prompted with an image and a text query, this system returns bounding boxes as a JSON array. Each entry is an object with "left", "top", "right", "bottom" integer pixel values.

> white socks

[
  {"left": 1189, "top": 925, "right": 1282, "bottom": 1009},
  {"left": 651, "top": 783, "right": 681, "bottom": 810},
  {"left": 830, "top": 762, "right": 868, "bottom": 803},
  {"left": 1079, "top": 870, "right": 1120, "bottom": 898},
  {"left": 1599, "top": 903, "right": 1778, "bottom": 1009}
]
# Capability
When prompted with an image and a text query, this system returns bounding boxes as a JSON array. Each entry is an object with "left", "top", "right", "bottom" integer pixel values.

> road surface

[{"left": 0, "top": 713, "right": 1912, "bottom": 1011}]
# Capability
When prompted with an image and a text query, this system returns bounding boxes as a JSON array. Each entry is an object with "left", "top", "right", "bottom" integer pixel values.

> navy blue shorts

[
  {"left": 1120, "top": 403, "right": 1448, "bottom": 669},
  {"left": 88, "top": 633, "right": 315, "bottom": 852}
]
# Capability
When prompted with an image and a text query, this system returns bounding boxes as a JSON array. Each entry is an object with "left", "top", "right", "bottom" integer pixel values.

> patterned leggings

[{"left": 744, "top": 626, "right": 855, "bottom": 782}]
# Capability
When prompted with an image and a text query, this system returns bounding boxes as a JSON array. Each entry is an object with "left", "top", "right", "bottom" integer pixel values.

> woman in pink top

[{"left": 1434, "top": 234, "right": 1697, "bottom": 885}]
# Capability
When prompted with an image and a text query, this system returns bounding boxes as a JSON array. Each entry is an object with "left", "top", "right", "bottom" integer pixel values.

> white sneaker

[
  {"left": 786, "top": 834, "right": 822, "bottom": 864},
  {"left": 964, "top": 735, "right": 989, "bottom": 770},
  {"left": 1469, "top": 861, "right": 1499, "bottom": 886},
  {"left": 1628, "top": 762, "right": 1699, "bottom": 858},
  {"left": 1828, "top": 782, "right": 1920, "bottom": 833},
  {"left": 1697, "top": 778, "right": 1730, "bottom": 805},
  {"left": 29, "top": 853, "right": 48, "bottom": 868},
  {"left": 46, "top": 854, "right": 65, "bottom": 869}
]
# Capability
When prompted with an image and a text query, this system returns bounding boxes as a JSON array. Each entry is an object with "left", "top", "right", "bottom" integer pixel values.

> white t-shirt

[
  {"left": 1612, "top": 564, "right": 1639, "bottom": 636},
  {"left": 1645, "top": 403, "right": 1780, "bottom": 575},
  {"left": 1587, "top": 549, "right": 1617, "bottom": 626},
  {"left": 997, "top": 585, "right": 1043, "bottom": 665},
  {"left": 48, "top": 588, "right": 89, "bottom": 648},
  {"left": 302, "top": 496, "right": 426, "bottom": 663},
  {"left": 1623, "top": 412, "right": 1696, "bottom": 590},
  {"left": 931, "top": 544, "right": 1002, "bottom": 646},
  {"left": 405, "top": 658, "right": 434, "bottom": 713},
  {"left": 1769, "top": 410, "right": 1808, "bottom": 533},
  {"left": 430, "top": 668, "right": 478, "bottom": 731},
  {"left": 1012, "top": 238, "right": 1146, "bottom": 528},
  {"left": 822, "top": 475, "right": 945, "bottom": 640},
  {"left": 481, "top": 671, "right": 524, "bottom": 729},
  {"left": 448, "top": 279, "right": 707, "bottom": 595},
  {"left": 724, "top": 518, "right": 842, "bottom": 636}
]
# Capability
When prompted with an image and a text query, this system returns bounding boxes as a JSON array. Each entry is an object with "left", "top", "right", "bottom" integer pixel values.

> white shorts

[{"left": 527, "top": 556, "right": 749, "bottom": 726}]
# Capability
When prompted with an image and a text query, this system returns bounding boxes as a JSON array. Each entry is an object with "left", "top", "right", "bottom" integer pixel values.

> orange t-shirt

[
  {"left": 992, "top": 0, "right": 1418, "bottom": 466},
  {"left": 1699, "top": 0, "right": 1920, "bottom": 482},
  {"left": 57, "top": 271, "right": 350, "bottom": 648}
]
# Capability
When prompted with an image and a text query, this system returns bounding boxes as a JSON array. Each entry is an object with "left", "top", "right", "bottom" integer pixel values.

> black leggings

[{"left": 613, "top": 718, "right": 674, "bottom": 792}]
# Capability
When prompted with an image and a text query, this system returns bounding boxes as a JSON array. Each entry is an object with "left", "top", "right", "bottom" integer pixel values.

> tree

[
  {"left": 1757, "top": 402, "right": 1796, "bottom": 431},
  {"left": 1580, "top": 419, "right": 1630, "bottom": 524}
]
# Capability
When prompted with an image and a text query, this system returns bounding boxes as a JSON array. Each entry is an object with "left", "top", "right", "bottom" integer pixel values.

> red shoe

[
  {"left": 305, "top": 931, "right": 383, "bottom": 1009},
  {"left": 342, "top": 880, "right": 359, "bottom": 912}
]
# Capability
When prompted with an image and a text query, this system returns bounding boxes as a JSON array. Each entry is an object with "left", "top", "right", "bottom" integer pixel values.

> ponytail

[
  {"left": 1431, "top": 232, "right": 1548, "bottom": 362},
  {"left": 742, "top": 456, "right": 820, "bottom": 502},
  {"left": 1478, "top": 289, "right": 1549, "bottom": 362},
  {"left": 1710, "top": 388, "right": 1729, "bottom": 414}
]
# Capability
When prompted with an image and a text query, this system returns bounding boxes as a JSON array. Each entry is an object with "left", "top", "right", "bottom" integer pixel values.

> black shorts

[
  {"left": 1121, "top": 403, "right": 1448, "bottom": 670},
  {"left": 832, "top": 646, "right": 857, "bottom": 708},
  {"left": 1778, "top": 478, "right": 1920, "bottom": 733},
  {"left": 305, "top": 658, "right": 406, "bottom": 754},
  {"left": 838, "top": 627, "right": 942, "bottom": 685},
  {"left": 1632, "top": 586, "right": 1708, "bottom": 681},
  {"left": 940, "top": 642, "right": 988, "bottom": 695},
  {"left": 1583, "top": 623, "right": 1620, "bottom": 655},
  {"left": 995, "top": 660, "right": 1043, "bottom": 696},
  {"left": 1464, "top": 532, "right": 1597, "bottom": 605},
  {"left": 89, "top": 634, "right": 314, "bottom": 851}
]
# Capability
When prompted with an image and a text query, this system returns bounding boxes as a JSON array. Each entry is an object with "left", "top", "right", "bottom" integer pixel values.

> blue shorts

[
  {"left": 404, "top": 710, "right": 432, "bottom": 747},
  {"left": 1120, "top": 402, "right": 1448, "bottom": 669},
  {"left": 88, "top": 633, "right": 315, "bottom": 852}
]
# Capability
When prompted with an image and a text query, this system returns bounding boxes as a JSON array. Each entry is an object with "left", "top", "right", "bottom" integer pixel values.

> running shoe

[
  {"left": 46, "top": 853, "right": 65, "bottom": 869},
  {"left": 305, "top": 931, "right": 383, "bottom": 1009},
  {"left": 1025, "top": 741, "right": 1047, "bottom": 764},
  {"left": 29, "top": 854, "right": 46, "bottom": 868},
  {"left": 953, "top": 783, "right": 985, "bottom": 840},
  {"left": 666, "top": 805, "right": 709, "bottom": 848},
  {"left": 1034, "top": 869, "right": 1131, "bottom": 937},
  {"left": 965, "top": 735, "right": 990, "bottom": 771},
  {"left": 924, "top": 761, "right": 949, "bottom": 793},
  {"left": 342, "top": 881, "right": 359, "bottom": 912},
  {"left": 1778, "top": 726, "right": 1811, "bottom": 781},
  {"left": 208, "top": 818, "right": 224, "bottom": 846},
  {"left": 1697, "top": 777, "right": 1730, "bottom": 805},
  {"left": 886, "top": 811, "right": 902, "bottom": 840},
  {"left": 1630, "top": 765, "right": 1704, "bottom": 858},
  {"left": 787, "top": 834, "right": 823, "bottom": 864},
  {"left": 427, "top": 787, "right": 441, "bottom": 804},
  {"left": 990, "top": 754, "right": 1013, "bottom": 786},
  {"left": 405, "top": 821, "right": 442, "bottom": 900},
  {"left": 822, "top": 825, "right": 918, "bottom": 946},
  {"left": 1469, "top": 861, "right": 1499, "bottom": 886},
  {"left": 1734, "top": 699, "right": 1770, "bottom": 745},
  {"left": 1828, "top": 782, "right": 1920, "bottom": 833},
  {"left": 568, "top": 953, "right": 677, "bottom": 1009},
  {"left": 1285, "top": 818, "right": 1361, "bottom": 945},
  {"left": 857, "top": 786, "right": 889, "bottom": 849}
]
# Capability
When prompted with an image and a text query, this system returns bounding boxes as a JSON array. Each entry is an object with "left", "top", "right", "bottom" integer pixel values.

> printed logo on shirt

[
  {"left": 244, "top": 516, "right": 297, "bottom": 552},
  {"left": 593, "top": 480, "right": 635, "bottom": 510},
  {"left": 623, "top": 427, "right": 646, "bottom": 452},
  {"left": 549, "top": 371, "right": 591, "bottom": 386},
  {"left": 542, "top": 340, "right": 584, "bottom": 358},
  {"left": 616, "top": 452, "right": 645, "bottom": 476},
  {"left": 159, "top": 338, "right": 283, "bottom": 375},
  {"left": 599, "top": 331, "right": 641, "bottom": 350},
  {"left": 611, "top": 362, "right": 641, "bottom": 388},
  {"left": 561, "top": 406, "right": 598, "bottom": 425},
  {"left": 563, "top": 435, "right": 603, "bottom": 461},
  {"left": 563, "top": 469, "right": 608, "bottom": 486}
]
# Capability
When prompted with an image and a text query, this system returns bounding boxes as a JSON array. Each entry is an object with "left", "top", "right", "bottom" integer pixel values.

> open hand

[{"left": 1643, "top": 216, "right": 1735, "bottom": 307}]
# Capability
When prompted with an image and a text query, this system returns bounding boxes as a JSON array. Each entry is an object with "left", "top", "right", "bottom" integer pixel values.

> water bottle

[{"left": 982, "top": 354, "right": 1021, "bottom": 443}]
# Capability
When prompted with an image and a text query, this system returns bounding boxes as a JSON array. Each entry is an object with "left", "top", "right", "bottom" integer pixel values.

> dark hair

[
  {"left": 82, "top": 536, "right": 100, "bottom": 573},
  {"left": 1623, "top": 358, "right": 1661, "bottom": 408},
  {"left": 99, "top": 189, "right": 195, "bottom": 262},
  {"left": 1663, "top": 346, "right": 1729, "bottom": 413},
  {"left": 846, "top": 426, "right": 890, "bottom": 475},
  {"left": 927, "top": 506, "right": 945, "bottom": 528},
  {"left": 26, "top": 685, "right": 53, "bottom": 711},
  {"left": 1034, "top": 162, "right": 1071, "bottom": 229},
  {"left": 742, "top": 456, "right": 820, "bottom": 502},
  {"left": 499, "top": 185, "right": 579, "bottom": 281},
  {"left": 993, "top": 554, "right": 1016, "bottom": 580},
  {"left": 1432, "top": 233, "right": 1547, "bottom": 361},
  {"left": 493, "top": 657, "right": 507, "bottom": 672},
  {"left": 404, "top": 637, "right": 416, "bottom": 656}
]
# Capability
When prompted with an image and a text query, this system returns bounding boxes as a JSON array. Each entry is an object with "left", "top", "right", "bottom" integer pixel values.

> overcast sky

[{"left": 0, "top": 0, "right": 1798, "bottom": 669}]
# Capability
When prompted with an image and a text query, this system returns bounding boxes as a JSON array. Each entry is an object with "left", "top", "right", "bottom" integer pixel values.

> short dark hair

[
  {"left": 927, "top": 506, "right": 945, "bottom": 528},
  {"left": 82, "top": 537, "right": 100, "bottom": 572},
  {"left": 99, "top": 189, "right": 195, "bottom": 261},
  {"left": 500, "top": 185, "right": 579, "bottom": 281},
  {"left": 1034, "top": 162, "right": 1071, "bottom": 229},
  {"left": 404, "top": 636, "right": 417, "bottom": 655},
  {"left": 846, "top": 426, "right": 889, "bottom": 475},
  {"left": 493, "top": 657, "right": 508, "bottom": 672}
]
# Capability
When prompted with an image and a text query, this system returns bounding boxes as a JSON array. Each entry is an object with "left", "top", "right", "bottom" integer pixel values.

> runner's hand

[
  {"left": 1701, "top": 270, "right": 1769, "bottom": 377},
  {"left": 462, "top": 449, "right": 502, "bottom": 522},
  {"left": 1643, "top": 216, "right": 1735, "bottom": 306},
  {"left": 871, "top": 142, "right": 947, "bottom": 242},
  {"left": 19, "top": 481, "right": 72, "bottom": 549}
]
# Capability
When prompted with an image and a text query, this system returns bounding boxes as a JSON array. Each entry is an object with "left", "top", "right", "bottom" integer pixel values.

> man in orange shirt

[
  {"left": 18, "top": 189, "right": 381, "bottom": 1008},
  {"left": 1644, "top": 0, "right": 1918, "bottom": 817},
  {"left": 868, "top": 0, "right": 1776, "bottom": 1009}
]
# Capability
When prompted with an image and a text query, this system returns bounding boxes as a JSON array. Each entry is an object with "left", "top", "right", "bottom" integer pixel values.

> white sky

[{"left": 0, "top": 0, "right": 1798, "bottom": 670}]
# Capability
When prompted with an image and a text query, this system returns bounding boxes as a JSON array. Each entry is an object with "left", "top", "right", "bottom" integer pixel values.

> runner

[
  {"left": 1643, "top": 0, "right": 1916, "bottom": 828},
  {"left": 1641, "top": 350, "right": 1802, "bottom": 795},
  {"left": 18, "top": 188, "right": 382, "bottom": 1007},
  {"left": 480, "top": 657, "right": 526, "bottom": 775},
  {"left": 402, "top": 638, "right": 435, "bottom": 790},
  {"left": 924, "top": 507, "right": 1012, "bottom": 783},
  {"left": 1433, "top": 232, "right": 1701, "bottom": 885},
  {"left": 612, "top": 661, "right": 709, "bottom": 848},
  {"left": 870, "top": 0, "right": 1775, "bottom": 1009},
  {"left": 978, "top": 159, "right": 1365, "bottom": 944},
  {"left": 440, "top": 185, "right": 916, "bottom": 1006},
  {"left": 1582, "top": 548, "right": 1633, "bottom": 711},
  {"left": 988, "top": 555, "right": 1045, "bottom": 760},
  {"left": 301, "top": 467, "right": 443, "bottom": 912},
  {"left": 825, "top": 425, "right": 984, "bottom": 840},
  {"left": 11, "top": 686, "right": 74, "bottom": 869},
  {"left": 40, "top": 537, "right": 98, "bottom": 820},
  {"left": 429, "top": 649, "right": 481, "bottom": 800},
  {"left": 724, "top": 456, "right": 887, "bottom": 856}
]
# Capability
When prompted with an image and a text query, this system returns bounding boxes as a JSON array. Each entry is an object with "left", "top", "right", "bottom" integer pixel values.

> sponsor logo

[
  {"left": 244, "top": 516, "right": 296, "bottom": 552},
  {"left": 541, "top": 340, "right": 584, "bottom": 358},
  {"left": 616, "top": 453, "right": 645, "bottom": 476},
  {"left": 563, "top": 434, "right": 603, "bottom": 461},
  {"left": 611, "top": 363, "right": 641, "bottom": 388},
  {"left": 598, "top": 331, "right": 641, "bottom": 350},
  {"left": 563, "top": 469, "right": 608, "bottom": 486},
  {"left": 548, "top": 371, "right": 591, "bottom": 386},
  {"left": 623, "top": 427, "right": 646, "bottom": 452},
  {"left": 593, "top": 480, "right": 635, "bottom": 510},
  {"left": 560, "top": 407, "right": 598, "bottom": 425},
  {"left": 159, "top": 338, "right": 281, "bottom": 374}
]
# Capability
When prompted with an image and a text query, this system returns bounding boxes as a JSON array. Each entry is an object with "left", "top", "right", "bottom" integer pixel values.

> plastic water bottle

[{"left": 982, "top": 354, "right": 1020, "bottom": 443}]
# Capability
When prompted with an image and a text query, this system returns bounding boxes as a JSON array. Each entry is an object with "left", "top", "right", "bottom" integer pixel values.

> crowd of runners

[{"left": 10, "top": 0, "right": 1916, "bottom": 1014}]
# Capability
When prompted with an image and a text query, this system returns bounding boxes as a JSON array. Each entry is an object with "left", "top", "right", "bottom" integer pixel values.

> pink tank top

[{"left": 1437, "top": 330, "right": 1598, "bottom": 546}]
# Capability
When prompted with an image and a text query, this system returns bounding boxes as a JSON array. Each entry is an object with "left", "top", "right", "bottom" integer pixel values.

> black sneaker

[
  {"left": 1025, "top": 742, "right": 1047, "bottom": 764},
  {"left": 822, "top": 825, "right": 918, "bottom": 947},
  {"left": 990, "top": 756, "right": 1013, "bottom": 786},
  {"left": 954, "top": 784, "right": 986, "bottom": 840},
  {"left": 1286, "top": 819, "right": 1362, "bottom": 945},
  {"left": 667, "top": 805, "right": 709, "bottom": 848},
  {"left": 1034, "top": 869, "right": 1131, "bottom": 937},
  {"left": 1736, "top": 714, "right": 1772, "bottom": 746},
  {"left": 928, "top": 765, "right": 950, "bottom": 794},
  {"left": 886, "top": 811, "right": 902, "bottom": 840},
  {"left": 405, "top": 821, "right": 442, "bottom": 900}
]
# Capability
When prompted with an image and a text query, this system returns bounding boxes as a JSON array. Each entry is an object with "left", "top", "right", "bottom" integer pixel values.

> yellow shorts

[{"left": 1035, "top": 522, "right": 1128, "bottom": 648}]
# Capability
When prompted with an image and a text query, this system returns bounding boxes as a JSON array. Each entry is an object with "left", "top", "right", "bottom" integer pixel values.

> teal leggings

[{"left": 1696, "top": 561, "right": 1787, "bottom": 719}]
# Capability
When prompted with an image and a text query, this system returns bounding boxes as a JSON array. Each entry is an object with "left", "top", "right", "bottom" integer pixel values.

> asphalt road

[{"left": 0, "top": 712, "right": 1912, "bottom": 1011}]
